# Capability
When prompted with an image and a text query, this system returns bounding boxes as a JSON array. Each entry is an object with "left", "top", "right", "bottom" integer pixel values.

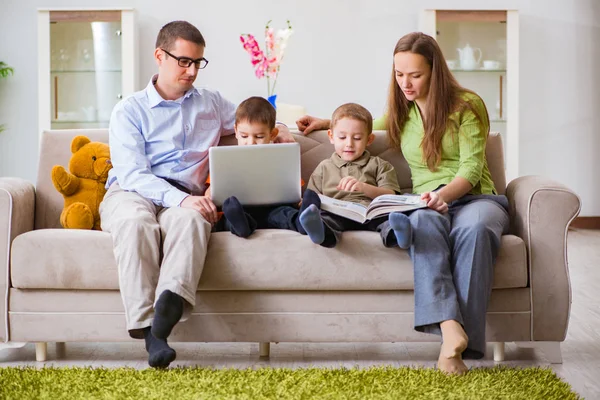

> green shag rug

[{"left": 0, "top": 366, "right": 580, "bottom": 399}]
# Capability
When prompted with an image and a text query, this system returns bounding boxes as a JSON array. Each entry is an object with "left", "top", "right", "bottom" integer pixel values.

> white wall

[{"left": 1, "top": 0, "right": 599, "bottom": 215}]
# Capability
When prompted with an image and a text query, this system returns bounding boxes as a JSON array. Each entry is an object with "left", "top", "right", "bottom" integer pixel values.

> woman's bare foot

[
  {"left": 438, "top": 320, "right": 469, "bottom": 375},
  {"left": 437, "top": 352, "right": 468, "bottom": 375},
  {"left": 440, "top": 320, "right": 468, "bottom": 358}
]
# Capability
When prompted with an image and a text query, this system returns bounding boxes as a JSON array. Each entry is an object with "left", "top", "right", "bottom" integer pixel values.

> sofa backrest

[{"left": 35, "top": 129, "right": 506, "bottom": 229}]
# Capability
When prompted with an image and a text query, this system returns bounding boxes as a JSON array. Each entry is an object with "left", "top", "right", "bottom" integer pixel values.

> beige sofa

[{"left": 0, "top": 129, "right": 580, "bottom": 363}]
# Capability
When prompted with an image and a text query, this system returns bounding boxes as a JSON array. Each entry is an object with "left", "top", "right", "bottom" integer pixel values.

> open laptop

[{"left": 208, "top": 143, "right": 302, "bottom": 207}]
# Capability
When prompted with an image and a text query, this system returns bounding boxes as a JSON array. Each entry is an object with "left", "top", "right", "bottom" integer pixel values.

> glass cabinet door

[
  {"left": 420, "top": 9, "right": 519, "bottom": 180},
  {"left": 49, "top": 11, "right": 122, "bottom": 129},
  {"left": 435, "top": 11, "right": 507, "bottom": 129}
]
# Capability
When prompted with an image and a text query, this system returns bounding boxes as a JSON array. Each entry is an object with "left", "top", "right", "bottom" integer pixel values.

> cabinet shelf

[
  {"left": 450, "top": 68, "right": 506, "bottom": 73},
  {"left": 51, "top": 69, "right": 122, "bottom": 73},
  {"left": 52, "top": 120, "right": 110, "bottom": 123}
]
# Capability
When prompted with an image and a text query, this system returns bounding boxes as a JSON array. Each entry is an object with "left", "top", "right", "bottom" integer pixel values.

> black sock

[
  {"left": 143, "top": 327, "right": 176, "bottom": 368},
  {"left": 299, "top": 189, "right": 321, "bottom": 214},
  {"left": 320, "top": 223, "right": 339, "bottom": 248},
  {"left": 223, "top": 196, "right": 255, "bottom": 238},
  {"left": 151, "top": 290, "right": 184, "bottom": 340}
]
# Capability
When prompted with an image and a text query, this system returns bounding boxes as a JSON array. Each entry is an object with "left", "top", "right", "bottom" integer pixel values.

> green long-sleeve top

[{"left": 373, "top": 92, "right": 496, "bottom": 195}]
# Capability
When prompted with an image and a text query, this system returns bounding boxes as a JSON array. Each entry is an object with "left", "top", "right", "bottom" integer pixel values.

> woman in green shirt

[{"left": 297, "top": 32, "right": 510, "bottom": 375}]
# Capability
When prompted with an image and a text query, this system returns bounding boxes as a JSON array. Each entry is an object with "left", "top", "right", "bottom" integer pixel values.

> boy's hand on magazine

[
  {"left": 421, "top": 191, "right": 448, "bottom": 214},
  {"left": 180, "top": 195, "right": 219, "bottom": 224},
  {"left": 337, "top": 177, "right": 363, "bottom": 192}
]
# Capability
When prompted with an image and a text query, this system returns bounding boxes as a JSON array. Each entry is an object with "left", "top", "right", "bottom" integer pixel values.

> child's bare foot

[
  {"left": 440, "top": 320, "right": 468, "bottom": 358},
  {"left": 437, "top": 352, "right": 468, "bottom": 375}
]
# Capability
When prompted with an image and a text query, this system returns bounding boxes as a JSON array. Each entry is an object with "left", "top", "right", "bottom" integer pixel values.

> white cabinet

[
  {"left": 420, "top": 10, "right": 519, "bottom": 181},
  {"left": 37, "top": 8, "right": 136, "bottom": 135}
]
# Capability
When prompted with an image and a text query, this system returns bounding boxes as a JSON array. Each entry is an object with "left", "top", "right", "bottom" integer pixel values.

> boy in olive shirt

[{"left": 301, "top": 103, "right": 413, "bottom": 248}]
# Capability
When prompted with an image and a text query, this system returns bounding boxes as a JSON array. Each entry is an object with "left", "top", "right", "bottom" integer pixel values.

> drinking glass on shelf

[
  {"left": 82, "top": 48, "right": 91, "bottom": 64},
  {"left": 58, "top": 49, "right": 70, "bottom": 71}
]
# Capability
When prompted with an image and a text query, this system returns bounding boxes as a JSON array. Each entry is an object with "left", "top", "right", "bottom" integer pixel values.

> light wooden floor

[{"left": 1, "top": 229, "right": 599, "bottom": 398}]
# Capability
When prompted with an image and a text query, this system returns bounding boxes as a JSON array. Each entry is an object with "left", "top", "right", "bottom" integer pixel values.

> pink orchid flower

[{"left": 240, "top": 20, "right": 293, "bottom": 96}]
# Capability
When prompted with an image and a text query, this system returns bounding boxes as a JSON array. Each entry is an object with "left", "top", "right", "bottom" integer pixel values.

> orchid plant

[{"left": 240, "top": 20, "right": 293, "bottom": 100}]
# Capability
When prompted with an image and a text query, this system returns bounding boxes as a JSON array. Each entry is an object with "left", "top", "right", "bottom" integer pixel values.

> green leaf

[{"left": 0, "top": 61, "right": 14, "bottom": 78}]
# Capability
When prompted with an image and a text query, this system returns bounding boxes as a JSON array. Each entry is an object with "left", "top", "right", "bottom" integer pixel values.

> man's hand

[
  {"left": 337, "top": 177, "right": 363, "bottom": 192},
  {"left": 296, "top": 116, "right": 331, "bottom": 135},
  {"left": 180, "top": 195, "right": 219, "bottom": 224},
  {"left": 273, "top": 124, "right": 295, "bottom": 143},
  {"left": 421, "top": 191, "right": 448, "bottom": 214}
]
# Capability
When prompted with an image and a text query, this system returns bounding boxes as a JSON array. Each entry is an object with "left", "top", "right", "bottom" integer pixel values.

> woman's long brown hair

[{"left": 386, "top": 32, "right": 489, "bottom": 171}]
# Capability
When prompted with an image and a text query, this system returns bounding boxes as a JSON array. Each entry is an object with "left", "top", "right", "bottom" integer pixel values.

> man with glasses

[{"left": 100, "top": 20, "right": 294, "bottom": 368}]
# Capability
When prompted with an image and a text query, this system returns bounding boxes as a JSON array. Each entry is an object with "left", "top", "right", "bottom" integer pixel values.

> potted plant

[{"left": 0, "top": 61, "right": 14, "bottom": 133}]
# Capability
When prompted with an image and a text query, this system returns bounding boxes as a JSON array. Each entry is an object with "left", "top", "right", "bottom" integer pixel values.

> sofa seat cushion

[{"left": 11, "top": 229, "right": 528, "bottom": 290}]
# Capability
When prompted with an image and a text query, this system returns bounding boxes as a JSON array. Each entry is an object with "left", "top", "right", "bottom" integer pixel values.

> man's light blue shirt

[{"left": 106, "top": 75, "right": 236, "bottom": 207}]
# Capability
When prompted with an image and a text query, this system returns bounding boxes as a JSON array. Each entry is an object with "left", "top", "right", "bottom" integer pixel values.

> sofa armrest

[
  {"left": 0, "top": 178, "right": 35, "bottom": 342},
  {"left": 506, "top": 176, "right": 581, "bottom": 341}
]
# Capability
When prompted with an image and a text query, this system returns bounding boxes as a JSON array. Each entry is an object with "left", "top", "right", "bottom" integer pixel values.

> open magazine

[{"left": 318, "top": 194, "right": 427, "bottom": 223}]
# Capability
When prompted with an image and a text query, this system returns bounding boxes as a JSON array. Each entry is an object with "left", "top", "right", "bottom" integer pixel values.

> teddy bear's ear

[{"left": 71, "top": 136, "right": 91, "bottom": 154}]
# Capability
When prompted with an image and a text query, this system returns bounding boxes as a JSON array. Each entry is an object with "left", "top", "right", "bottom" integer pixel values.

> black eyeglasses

[{"left": 161, "top": 48, "right": 209, "bottom": 69}]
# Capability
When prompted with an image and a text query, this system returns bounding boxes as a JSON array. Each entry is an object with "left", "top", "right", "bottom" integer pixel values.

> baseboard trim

[{"left": 570, "top": 217, "right": 600, "bottom": 230}]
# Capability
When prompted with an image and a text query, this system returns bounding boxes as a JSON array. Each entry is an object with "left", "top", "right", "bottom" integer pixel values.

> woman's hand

[
  {"left": 421, "top": 191, "right": 448, "bottom": 214},
  {"left": 296, "top": 115, "right": 331, "bottom": 134},
  {"left": 337, "top": 177, "right": 363, "bottom": 192},
  {"left": 273, "top": 124, "right": 295, "bottom": 143}
]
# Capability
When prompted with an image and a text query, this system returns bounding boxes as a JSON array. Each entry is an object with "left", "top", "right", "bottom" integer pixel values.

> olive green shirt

[
  {"left": 307, "top": 150, "right": 401, "bottom": 207},
  {"left": 373, "top": 93, "right": 496, "bottom": 195}
]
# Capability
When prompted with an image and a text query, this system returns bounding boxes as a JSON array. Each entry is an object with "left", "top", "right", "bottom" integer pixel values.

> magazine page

[
  {"left": 369, "top": 194, "right": 425, "bottom": 206},
  {"left": 366, "top": 194, "right": 427, "bottom": 220},
  {"left": 318, "top": 194, "right": 368, "bottom": 223}
]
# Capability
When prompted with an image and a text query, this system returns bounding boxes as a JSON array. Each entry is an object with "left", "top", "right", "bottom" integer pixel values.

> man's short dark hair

[
  {"left": 235, "top": 97, "right": 276, "bottom": 129},
  {"left": 155, "top": 21, "right": 206, "bottom": 51}
]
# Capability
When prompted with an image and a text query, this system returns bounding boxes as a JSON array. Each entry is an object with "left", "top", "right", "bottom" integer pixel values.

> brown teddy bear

[{"left": 51, "top": 135, "right": 112, "bottom": 230}]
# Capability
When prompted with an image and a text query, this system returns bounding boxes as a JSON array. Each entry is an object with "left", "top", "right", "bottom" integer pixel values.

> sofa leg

[
  {"left": 538, "top": 342, "right": 562, "bottom": 364},
  {"left": 493, "top": 342, "right": 505, "bottom": 361},
  {"left": 259, "top": 342, "right": 270, "bottom": 358},
  {"left": 35, "top": 342, "right": 47, "bottom": 362},
  {"left": 55, "top": 342, "right": 66, "bottom": 359},
  {"left": 514, "top": 341, "right": 563, "bottom": 364},
  {"left": 0, "top": 342, "right": 27, "bottom": 351}
]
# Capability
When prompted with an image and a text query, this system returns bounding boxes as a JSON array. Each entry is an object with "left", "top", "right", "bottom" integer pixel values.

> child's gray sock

[
  {"left": 299, "top": 204, "right": 325, "bottom": 244},
  {"left": 389, "top": 212, "right": 412, "bottom": 249}
]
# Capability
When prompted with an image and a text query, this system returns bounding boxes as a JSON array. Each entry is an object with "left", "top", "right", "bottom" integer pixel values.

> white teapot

[{"left": 457, "top": 44, "right": 482, "bottom": 70}]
